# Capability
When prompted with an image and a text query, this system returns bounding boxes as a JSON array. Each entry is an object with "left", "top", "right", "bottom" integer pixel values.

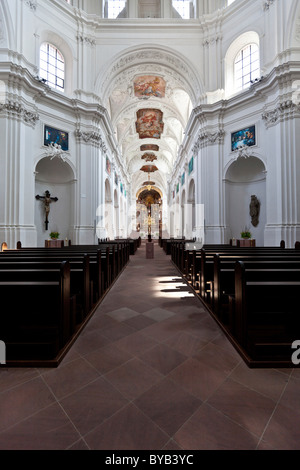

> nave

[{"left": 0, "top": 241, "right": 300, "bottom": 450}]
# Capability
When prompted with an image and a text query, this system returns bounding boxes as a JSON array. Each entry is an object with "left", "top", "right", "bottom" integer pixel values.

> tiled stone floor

[{"left": 0, "top": 241, "right": 300, "bottom": 450}]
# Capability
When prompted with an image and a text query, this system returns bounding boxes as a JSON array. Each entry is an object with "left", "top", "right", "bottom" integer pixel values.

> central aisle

[{"left": 1, "top": 241, "right": 299, "bottom": 451}]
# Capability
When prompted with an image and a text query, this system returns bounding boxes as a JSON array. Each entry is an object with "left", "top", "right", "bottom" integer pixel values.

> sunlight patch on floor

[{"left": 152, "top": 276, "right": 195, "bottom": 299}]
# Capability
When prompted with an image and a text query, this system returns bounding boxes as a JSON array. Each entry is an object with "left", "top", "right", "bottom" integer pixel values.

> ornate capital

[
  {"left": 263, "top": 0, "right": 275, "bottom": 11},
  {"left": 25, "top": 0, "right": 37, "bottom": 11},
  {"left": 262, "top": 100, "right": 298, "bottom": 127},
  {"left": 76, "top": 35, "right": 96, "bottom": 47},
  {"left": 75, "top": 127, "right": 107, "bottom": 150},
  {"left": 0, "top": 101, "right": 39, "bottom": 126},
  {"left": 192, "top": 129, "right": 225, "bottom": 151}
]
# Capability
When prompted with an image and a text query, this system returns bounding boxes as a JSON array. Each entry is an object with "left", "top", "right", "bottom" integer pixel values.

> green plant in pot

[
  {"left": 240, "top": 227, "right": 252, "bottom": 239},
  {"left": 49, "top": 231, "right": 60, "bottom": 240}
]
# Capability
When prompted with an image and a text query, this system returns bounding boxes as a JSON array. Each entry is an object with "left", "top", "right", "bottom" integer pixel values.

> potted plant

[
  {"left": 240, "top": 227, "right": 252, "bottom": 239},
  {"left": 49, "top": 231, "right": 60, "bottom": 240}
]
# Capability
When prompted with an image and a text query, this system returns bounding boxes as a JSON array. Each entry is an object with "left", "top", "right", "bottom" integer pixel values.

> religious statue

[
  {"left": 249, "top": 195, "right": 260, "bottom": 227},
  {"left": 36, "top": 190, "right": 58, "bottom": 230}
]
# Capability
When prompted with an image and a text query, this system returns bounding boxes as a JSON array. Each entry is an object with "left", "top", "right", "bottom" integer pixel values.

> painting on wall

[
  {"left": 188, "top": 157, "right": 194, "bottom": 175},
  {"left": 106, "top": 156, "right": 111, "bottom": 175},
  {"left": 44, "top": 125, "right": 69, "bottom": 151},
  {"left": 231, "top": 125, "right": 256, "bottom": 151},
  {"left": 140, "top": 144, "right": 159, "bottom": 152},
  {"left": 141, "top": 153, "right": 157, "bottom": 162},
  {"left": 134, "top": 76, "right": 166, "bottom": 99},
  {"left": 136, "top": 109, "right": 164, "bottom": 139}
]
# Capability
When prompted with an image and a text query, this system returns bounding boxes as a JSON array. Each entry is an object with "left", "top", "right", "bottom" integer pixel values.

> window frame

[
  {"left": 234, "top": 43, "right": 260, "bottom": 92},
  {"left": 39, "top": 42, "right": 65, "bottom": 92}
]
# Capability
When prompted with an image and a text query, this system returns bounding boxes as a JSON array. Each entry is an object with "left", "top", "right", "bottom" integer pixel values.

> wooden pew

[
  {"left": 0, "top": 242, "right": 130, "bottom": 367},
  {"left": 213, "top": 254, "right": 300, "bottom": 325},
  {"left": 192, "top": 247, "right": 300, "bottom": 299},
  {"left": 0, "top": 253, "right": 91, "bottom": 323},
  {"left": 0, "top": 261, "right": 72, "bottom": 365},
  {"left": 184, "top": 242, "right": 288, "bottom": 288},
  {"left": 232, "top": 260, "right": 300, "bottom": 367}
]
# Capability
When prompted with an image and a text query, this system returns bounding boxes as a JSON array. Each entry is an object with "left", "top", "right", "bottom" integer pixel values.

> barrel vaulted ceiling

[{"left": 97, "top": 46, "right": 202, "bottom": 198}]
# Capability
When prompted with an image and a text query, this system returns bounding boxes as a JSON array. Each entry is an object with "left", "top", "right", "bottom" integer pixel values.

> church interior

[{"left": 1, "top": 0, "right": 300, "bottom": 451}]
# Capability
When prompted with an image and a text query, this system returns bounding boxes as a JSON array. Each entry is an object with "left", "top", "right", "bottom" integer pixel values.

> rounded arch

[
  {"left": 105, "top": 178, "right": 113, "bottom": 239},
  {"left": 224, "top": 31, "right": 260, "bottom": 98},
  {"left": 0, "top": 0, "right": 15, "bottom": 49},
  {"left": 34, "top": 156, "right": 75, "bottom": 246},
  {"left": 181, "top": 189, "right": 186, "bottom": 238},
  {"left": 188, "top": 178, "right": 196, "bottom": 234},
  {"left": 95, "top": 43, "right": 204, "bottom": 108},
  {"left": 136, "top": 186, "right": 163, "bottom": 199},
  {"left": 114, "top": 188, "right": 119, "bottom": 238},
  {"left": 224, "top": 155, "right": 266, "bottom": 246}
]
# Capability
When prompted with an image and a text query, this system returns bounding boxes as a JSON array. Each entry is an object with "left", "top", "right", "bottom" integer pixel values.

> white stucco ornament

[{"left": 44, "top": 142, "right": 69, "bottom": 162}]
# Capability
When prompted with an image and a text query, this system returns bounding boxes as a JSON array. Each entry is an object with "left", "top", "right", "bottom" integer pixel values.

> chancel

[{"left": 0, "top": 0, "right": 300, "bottom": 452}]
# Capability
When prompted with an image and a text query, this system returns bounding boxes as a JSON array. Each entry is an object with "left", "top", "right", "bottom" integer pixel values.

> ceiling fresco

[
  {"left": 103, "top": 47, "right": 197, "bottom": 199},
  {"left": 134, "top": 75, "right": 166, "bottom": 100},
  {"left": 140, "top": 164, "right": 159, "bottom": 173},
  {"left": 141, "top": 153, "right": 157, "bottom": 162},
  {"left": 140, "top": 144, "right": 159, "bottom": 152},
  {"left": 136, "top": 109, "right": 164, "bottom": 139}
]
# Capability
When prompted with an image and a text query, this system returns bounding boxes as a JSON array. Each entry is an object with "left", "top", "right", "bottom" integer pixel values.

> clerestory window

[
  {"left": 105, "top": 0, "right": 127, "bottom": 18},
  {"left": 40, "top": 43, "right": 65, "bottom": 92},
  {"left": 234, "top": 44, "right": 260, "bottom": 92},
  {"left": 172, "top": 0, "right": 191, "bottom": 19}
]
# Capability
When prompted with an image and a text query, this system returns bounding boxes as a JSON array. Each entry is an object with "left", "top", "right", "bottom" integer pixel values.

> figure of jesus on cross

[{"left": 36, "top": 190, "right": 58, "bottom": 230}]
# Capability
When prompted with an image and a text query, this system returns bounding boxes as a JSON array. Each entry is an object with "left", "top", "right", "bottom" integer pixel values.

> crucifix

[{"left": 35, "top": 190, "right": 58, "bottom": 230}]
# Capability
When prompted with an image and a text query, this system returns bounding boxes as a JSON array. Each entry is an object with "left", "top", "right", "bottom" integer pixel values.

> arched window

[
  {"left": 40, "top": 43, "right": 65, "bottom": 92},
  {"left": 224, "top": 32, "right": 260, "bottom": 98},
  {"left": 234, "top": 44, "right": 260, "bottom": 91}
]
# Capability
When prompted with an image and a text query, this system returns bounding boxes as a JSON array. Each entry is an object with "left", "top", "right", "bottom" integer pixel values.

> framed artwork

[
  {"left": 231, "top": 125, "right": 256, "bottom": 152},
  {"left": 188, "top": 157, "right": 194, "bottom": 175},
  {"left": 44, "top": 125, "right": 69, "bottom": 151}
]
